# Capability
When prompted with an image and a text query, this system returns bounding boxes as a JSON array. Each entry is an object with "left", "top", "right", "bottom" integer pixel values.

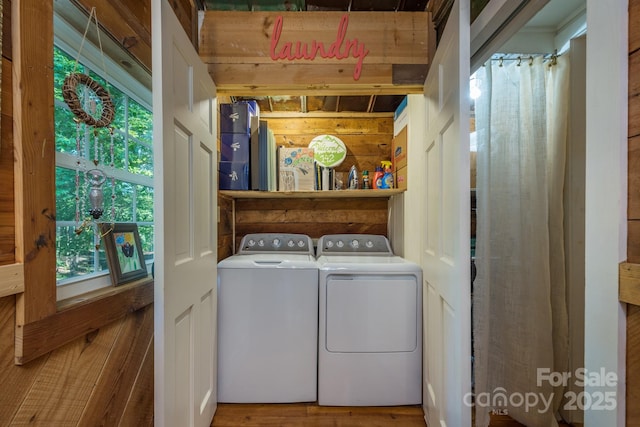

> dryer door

[{"left": 325, "top": 274, "right": 419, "bottom": 353}]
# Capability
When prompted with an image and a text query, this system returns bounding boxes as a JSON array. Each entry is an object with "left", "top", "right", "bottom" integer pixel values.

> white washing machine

[
  {"left": 317, "top": 234, "right": 422, "bottom": 406},
  {"left": 217, "top": 233, "right": 318, "bottom": 403}
]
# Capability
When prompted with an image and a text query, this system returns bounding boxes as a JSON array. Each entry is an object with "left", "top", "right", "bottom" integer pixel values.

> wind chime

[{"left": 61, "top": 7, "right": 117, "bottom": 245}]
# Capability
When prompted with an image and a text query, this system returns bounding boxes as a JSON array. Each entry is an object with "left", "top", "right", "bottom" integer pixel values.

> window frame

[
  {"left": 13, "top": 0, "right": 153, "bottom": 365},
  {"left": 52, "top": 15, "right": 154, "bottom": 300}
]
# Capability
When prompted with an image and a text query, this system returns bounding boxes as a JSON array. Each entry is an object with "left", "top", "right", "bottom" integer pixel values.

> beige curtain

[{"left": 473, "top": 54, "right": 570, "bottom": 427}]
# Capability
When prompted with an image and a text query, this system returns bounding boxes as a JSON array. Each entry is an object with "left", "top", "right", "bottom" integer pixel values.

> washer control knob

[
  {"left": 336, "top": 240, "right": 344, "bottom": 248},
  {"left": 258, "top": 239, "right": 265, "bottom": 247},
  {"left": 287, "top": 239, "right": 295, "bottom": 247},
  {"left": 297, "top": 240, "right": 306, "bottom": 248},
  {"left": 247, "top": 239, "right": 255, "bottom": 247},
  {"left": 366, "top": 240, "right": 374, "bottom": 248},
  {"left": 272, "top": 238, "right": 281, "bottom": 248},
  {"left": 351, "top": 239, "right": 360, "bottom": 249}
]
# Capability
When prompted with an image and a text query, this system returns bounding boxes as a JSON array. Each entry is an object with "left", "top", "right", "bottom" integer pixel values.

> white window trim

[
  {"left": 54, "top": 12, "right": 153, "bottom": 300},
  {"left": 56, "top": 152, "right": 154, "bottom": 188}
]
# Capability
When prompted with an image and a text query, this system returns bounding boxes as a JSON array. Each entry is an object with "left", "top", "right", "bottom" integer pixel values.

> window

[{"left": 53, "top": 44, "right": 153, "bottom": 299}]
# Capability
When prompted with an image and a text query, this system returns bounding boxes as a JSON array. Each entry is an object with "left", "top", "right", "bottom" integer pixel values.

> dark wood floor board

[
  {"left": 212, "top": 404, "right": 578, "bottom": 426},
  {"left": 211, "top": 403, "right": 427, "bottom": 427}
]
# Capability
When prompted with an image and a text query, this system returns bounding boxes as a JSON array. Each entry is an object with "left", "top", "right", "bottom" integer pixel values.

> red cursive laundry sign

[{"left": 269, "top": 14, "right": 370, "bottom": 81}]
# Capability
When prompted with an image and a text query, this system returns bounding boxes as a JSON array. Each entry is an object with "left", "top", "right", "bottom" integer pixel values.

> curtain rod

[{"left": 490, "top": 50, "right": 560, "bottom": 67}]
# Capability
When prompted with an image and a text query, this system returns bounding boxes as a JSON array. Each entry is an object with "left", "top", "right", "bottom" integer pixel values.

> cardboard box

[
  {"left": 219, "top": 101, "right": 258, "bottom": 134},
  {"left": 394, "top": 96, "right": 408, "bottom": 135},
  {"left": 220, "top": 133, "right": 250, "bottom": 162},
  {"left": 394, "top": 96, "right": 407, "bottom": 121},
  {"left": 393, "top": 125, "right": 408, "bottom": 170},
  {"left": 278, "top": 147, "right": 315, "bottom": 191},
  {"left": 395, "top": 165, "right": 408, "bottom": 190},
  {"left": 219, "top": 161, "right": 249, "bottom": 190}
]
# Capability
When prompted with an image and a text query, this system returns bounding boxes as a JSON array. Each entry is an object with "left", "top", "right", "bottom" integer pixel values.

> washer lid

[{"left": 218, "top": 252, "right": 317, "bottom": 269}]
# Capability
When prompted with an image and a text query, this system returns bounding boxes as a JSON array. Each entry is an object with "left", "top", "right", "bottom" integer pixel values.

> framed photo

[{"left": 100, "top": 223, "right": 148, "bottom": 286}]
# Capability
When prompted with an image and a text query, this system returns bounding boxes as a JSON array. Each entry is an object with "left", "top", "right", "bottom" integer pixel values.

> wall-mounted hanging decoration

[
  {"left": 61, "top": 7, "right": 117, "bottom": 247},
  {"left": 62, "top": 72, "right": 115, "bottom": 128}
]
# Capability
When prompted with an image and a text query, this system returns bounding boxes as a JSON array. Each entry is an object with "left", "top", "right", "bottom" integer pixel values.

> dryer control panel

[
  {"left": 238, "top": 233, "right": 314, "bottom": 254},
  {"left": 317, "top": 234, "right": 393, "bottom": 256}
]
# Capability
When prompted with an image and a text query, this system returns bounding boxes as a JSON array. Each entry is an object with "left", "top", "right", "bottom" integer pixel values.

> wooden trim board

[
  {"left": 220, "top": 189, "right": 405, "bottom": 199},
  {"left": 620, "top": 262, "right": 640, "bottom": 306},
  {"left": 15, "top": 278, "right": 154, "bottom": 365},
  {"left": 0, "top": 263, "right": 24, "bottom": 298}
]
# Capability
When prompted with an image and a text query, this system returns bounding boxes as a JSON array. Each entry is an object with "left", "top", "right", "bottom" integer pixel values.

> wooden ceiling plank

[
  {"left": 73, "top": 0, "right": 151, "bottom": 46},
  {"left": 70, "top": 0, "right": 152, "bottom": 71}
]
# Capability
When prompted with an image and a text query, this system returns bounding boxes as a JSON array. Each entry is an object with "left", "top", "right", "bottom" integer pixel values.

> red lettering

[
  {"left": 269, "top": 15, "right": 284, "bottom": 60},
  {"left": 269, "top": 14, "right": 368, "bottom": 80}
]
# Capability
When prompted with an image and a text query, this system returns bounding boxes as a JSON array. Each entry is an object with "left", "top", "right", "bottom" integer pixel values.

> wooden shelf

[{"left": 219, "top": 189, "right": 405, "bottom": 199}]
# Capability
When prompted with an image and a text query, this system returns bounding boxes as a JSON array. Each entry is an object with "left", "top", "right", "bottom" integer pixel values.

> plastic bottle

[
  {"left": 348, "top": 165, "right": 359, "bottom": 189},
  {"left": 372, "top": 166, "right": 384, "bottom": 189},
  {"left": 362, "top": 170, "right": 370, "bottom": 189},
  {"left": 379, "top": 160, "right": 394, "bottom": 189}
]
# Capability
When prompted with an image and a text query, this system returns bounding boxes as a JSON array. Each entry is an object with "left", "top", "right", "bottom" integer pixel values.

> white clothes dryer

[
  {"left": 217, "top": 233, "right": 318, "bottom": 403},
  {"left": 316, "top": 234, "right": 422, "bottom": 406}
]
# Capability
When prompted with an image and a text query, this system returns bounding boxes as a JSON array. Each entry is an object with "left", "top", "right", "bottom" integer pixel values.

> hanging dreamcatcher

[{"left": 61, "top": 7, "right": 117, "bottom": 243}]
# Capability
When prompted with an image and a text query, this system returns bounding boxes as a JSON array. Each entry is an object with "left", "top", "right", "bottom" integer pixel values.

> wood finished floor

[
  {"left": 211, "top": 403, "right": 426, "bottom": 426},
  {"left": 210, "top": 403, "right": 576, "bottom": 426}
]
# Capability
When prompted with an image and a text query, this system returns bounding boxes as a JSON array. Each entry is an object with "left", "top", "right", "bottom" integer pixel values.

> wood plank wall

[
  {"left": 0, "top": 0, "right": 15, "bottom": 265},
  {"left": 628, "top": 305, "right": 640, "bottom": 425},
  {"left": 200, "top": 11, "right": 430, "bottom": 95},
  {"left": 218, "top": 194, "right": 234, "bottom": 261},
  {"left": 216, "top": 111, "right": 395, "bottom": 256},
  {"left": 629, "top": 1, "right": 640, "bottom": 425},
  {"left": 0, "top": 295, "right": 154, "bottom": 425},
  {"left": 233, "top": 197, "right": 389, "bottom": 252},
  {"left": 266, "top": 116, "right": 394, "bottom": 176},
  {"left": 630, "top": 0, "right": 640, "bottom": 262}
]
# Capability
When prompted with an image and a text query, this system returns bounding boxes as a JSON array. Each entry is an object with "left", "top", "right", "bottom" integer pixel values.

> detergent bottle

[
  {"left": 362, "top": 170, "right": 370, "bottom": 189},
  {"left": 379, "top": 160, "right": 394, "bottom": 189},
  {"left": 372, "top": 165, "right": 384, "bottom": 189}
]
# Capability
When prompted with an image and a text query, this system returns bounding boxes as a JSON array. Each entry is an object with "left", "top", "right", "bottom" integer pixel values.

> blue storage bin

[
  {"left": 219, "top": 161, "right": 249, "bottom": 190},
  {"left": 220, "top": 133, "right": 251, "bottom": 162},
  {"left": 220, "top": 101, "right": 258, "bottom": 134}
]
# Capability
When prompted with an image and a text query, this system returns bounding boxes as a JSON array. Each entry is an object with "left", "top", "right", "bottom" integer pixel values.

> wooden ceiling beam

[{"left": 213, "top": 82, "right": 423, "bottom": 96}]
